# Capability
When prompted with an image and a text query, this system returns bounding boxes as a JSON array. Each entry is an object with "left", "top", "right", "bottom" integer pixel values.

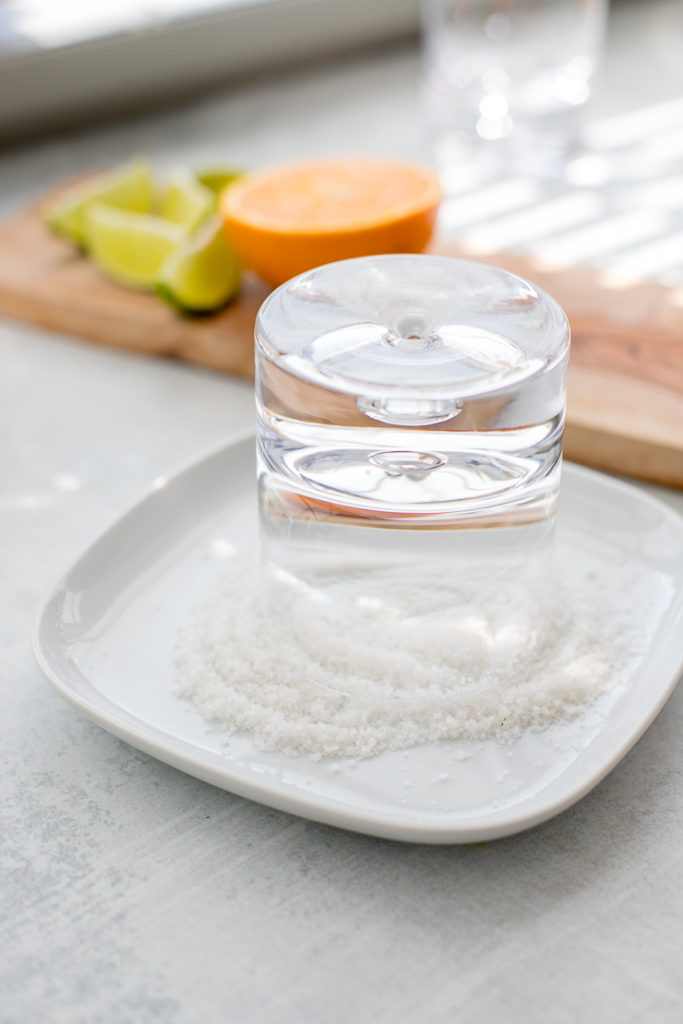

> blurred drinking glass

[{"left": 421, "top": 0, "right": 608, "bottom": 186}]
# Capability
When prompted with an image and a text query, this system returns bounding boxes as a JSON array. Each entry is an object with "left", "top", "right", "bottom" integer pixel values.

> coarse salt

[{"left": 174, "top": 547, "right": 641, "bottom": 761}]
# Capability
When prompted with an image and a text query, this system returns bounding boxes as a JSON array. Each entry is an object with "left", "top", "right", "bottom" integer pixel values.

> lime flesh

[
  {"left": 46, "top": 158, "right": 153, "bottom": 247},
  {"left": 162, "top": 172, "right": 215, "bottom": 234},
  {"left": 156, "top": 216, "right": 241, "bottom": 313},
  {"left": 85, "top": 204, "right": 185, "bottom": 289},
  {"left": 196, "top": 167, "right": 244, "bottom": 197}
]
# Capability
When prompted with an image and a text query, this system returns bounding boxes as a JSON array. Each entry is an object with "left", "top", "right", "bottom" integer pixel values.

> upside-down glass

[
  {"left": 421, "top": 0, "right": 608, "bottom": 184},
  {"left": 255, "top": 255, "right": 569, "bottom": 622}
]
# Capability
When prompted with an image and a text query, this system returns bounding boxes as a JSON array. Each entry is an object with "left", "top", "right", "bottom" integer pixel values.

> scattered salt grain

[{"left": 174, "top": 547, "right": 643, "bottom": 761}]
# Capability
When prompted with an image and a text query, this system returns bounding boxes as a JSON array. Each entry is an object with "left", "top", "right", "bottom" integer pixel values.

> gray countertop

[{"left": 2, "top": 4, "right": 683, "bottom": 1022}]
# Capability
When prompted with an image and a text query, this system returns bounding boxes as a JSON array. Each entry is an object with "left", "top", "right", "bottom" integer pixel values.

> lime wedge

[
  {"left": 156, "top": 216, "right": 241, "bottom": 313},
  {"left": 46, "top": 157, "right": 153, "bottom": 247},
  {"left": 196, "top": 167, "right": 245, "bottom": 197},
  {"left": 162, "top": 172, "right": 215, "bottom": 233},
  {"left": 85, "top": 204, "right": 185, "bottom": 289}
]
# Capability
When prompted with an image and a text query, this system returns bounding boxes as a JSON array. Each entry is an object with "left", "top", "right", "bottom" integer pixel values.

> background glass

[{"left": 422, "top": 0, "right": 608, "bottom": 185}]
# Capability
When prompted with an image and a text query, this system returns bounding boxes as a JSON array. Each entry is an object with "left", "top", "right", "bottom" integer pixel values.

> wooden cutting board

[{"left": 1, "top": 180, "right": 682, "bottom": 487}]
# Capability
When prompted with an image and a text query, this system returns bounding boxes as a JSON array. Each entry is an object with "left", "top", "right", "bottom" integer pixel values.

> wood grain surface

[{"left": 0, "top": 180, "right": 681, "bottom": 486}]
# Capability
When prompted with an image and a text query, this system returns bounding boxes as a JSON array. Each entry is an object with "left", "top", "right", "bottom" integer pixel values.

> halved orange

[{"left": 218, "top": 158, "right": 441, "bottom": 287}]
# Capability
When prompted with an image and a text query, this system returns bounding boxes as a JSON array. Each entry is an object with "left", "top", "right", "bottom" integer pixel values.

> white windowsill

[{"left": 0, "top": 0, "right": 420, "bottom": 141}]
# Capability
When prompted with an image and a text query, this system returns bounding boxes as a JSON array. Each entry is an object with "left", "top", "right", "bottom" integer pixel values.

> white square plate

[{"left": 33, "top": 433, "right": 683, "bottom": 844}]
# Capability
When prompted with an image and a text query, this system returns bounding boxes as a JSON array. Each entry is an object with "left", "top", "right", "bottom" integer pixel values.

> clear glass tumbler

[
  {"left": 255, "top": 254, "right": 569, "bottom": 613},
  {"left": 421, "top": 0, "right": 608, "bottom": 184}
]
